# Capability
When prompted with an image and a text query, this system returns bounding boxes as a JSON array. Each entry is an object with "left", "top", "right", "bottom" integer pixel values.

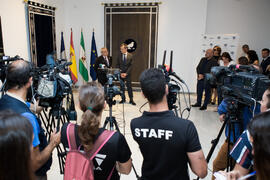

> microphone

[
  {"left": 170, "top": 72, "right": 185, "bottom": 83},
  {"left": 229, "top": 64, "right": 258, "bottom": 72},
  {"left": 99, "top": 64, "right": 105, "bottom": 69}
]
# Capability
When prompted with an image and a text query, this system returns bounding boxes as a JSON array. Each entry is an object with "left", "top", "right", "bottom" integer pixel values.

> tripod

[
  {"left": 196, "top": 98, "right": 243, "bottom": 180},
  {"left": 39, "top": 102, "right": 70, "bottom": 174},
  {"left": 103, "top": 97, "right": 141, "bottom": 179}
]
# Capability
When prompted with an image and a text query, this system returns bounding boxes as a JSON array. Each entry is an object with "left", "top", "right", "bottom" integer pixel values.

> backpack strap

[
  {"left": 66, "top": 123, "right": 77, "bottom": 150},
  {"left": 88, "top": 130, "right": 115, "bottom": 160},
  {"left": 107, "top": 165, "right": 115, "bottom": 180}
]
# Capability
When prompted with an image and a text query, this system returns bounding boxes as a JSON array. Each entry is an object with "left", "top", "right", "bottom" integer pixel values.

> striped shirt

[{"left": 230, "top": 130, "right": 253, "bottom": 169}]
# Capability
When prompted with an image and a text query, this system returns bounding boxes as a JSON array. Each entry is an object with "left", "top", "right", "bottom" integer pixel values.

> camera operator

[
  {"left": 217, "top": 87, "right": 270, "bottom": 179},
  {"left": 131, "top": 68, "right": 207, "bottom": 180},
  {"left": 0, "top": 60, "right": 61, "bottom": 180},
  {"left": 61, "top": 82, "right": 132, "bottom": 179},
  {"left": 94, "top": 47, "right": 112, "bottom": 86},
  {"left": 193, "top": 49, "right": 219, "bottom": 110},
  {"left": 218, "top": 110, "right": 270, "bottom": 180},
  {"left": 211, "top": 92, "right": 262, "bottom": 179}
]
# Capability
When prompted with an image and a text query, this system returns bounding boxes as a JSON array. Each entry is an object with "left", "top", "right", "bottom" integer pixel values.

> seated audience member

[
  {"left": 237, "top": 56, "right": 249, "bottom": 65},
  {"left": 193, "top": 49, "right": 219, "bottom": 110},
  {"left": 0, "top": 110, "right": 34, "bottom": 180},
  {"left": 241, "top": 44, "right": 249, "bottom": 57},
  {"left": 0, "top": 60, "right": 60, "bottom": 179},
  {"left": 221, "top": 87, "right": 270, "bottom": 179},
  {"left": 260, "top": 48, "right": 270, "bottom": 75},
  {"left": 220, "top": 52, "right": 235, "bottom": 67},
  {"left": 131, "top": 68, "right": 207, "bottom": 180},
  {"left": 212, "top": 92, "right": 261, "bottom": 179},
  {"left": 247, "top": 50, "right": 259, "bottom": 65},
  {"left": 61, "top": 82, "right": 132, "bottom": 179}
]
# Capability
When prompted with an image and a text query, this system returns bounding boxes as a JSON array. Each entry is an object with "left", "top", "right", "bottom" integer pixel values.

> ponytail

[
  {"left": 78, "top": 109, "right": 100, "bottom": 151},
  {"left": 77, "top": 82, "right": 105, "bottom": 151}
]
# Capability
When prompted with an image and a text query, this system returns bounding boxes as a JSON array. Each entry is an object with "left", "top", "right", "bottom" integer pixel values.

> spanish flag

[{"left": 69, "top": 28, "right": 78, "bottom": 83}]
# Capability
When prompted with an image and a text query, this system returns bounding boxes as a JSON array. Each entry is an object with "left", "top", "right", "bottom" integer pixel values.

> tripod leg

[{"left": 196, "top": 121, "right": 226, "bottom": 180}]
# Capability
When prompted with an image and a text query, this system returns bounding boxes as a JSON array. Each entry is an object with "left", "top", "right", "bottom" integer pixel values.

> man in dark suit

[
  {"left": 116, "top": 43, "right": 136, "bottom": 105},
  {"left": 260, "top": 48, "right": 270, "bottom": 75},
  {"left": 94, "top": 47, "right": 112, "bottom": 86},
  {"left": 192, "top": 49, "right": 219, "bottom": 110}
]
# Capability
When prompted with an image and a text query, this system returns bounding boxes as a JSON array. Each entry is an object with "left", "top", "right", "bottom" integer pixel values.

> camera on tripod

[
  {"left": 104, "top": 70, "right": 123, "bottom": 106},
  {"left": 158, "top": 50, "right": 191, "bottom": 118},
  {"left": 30, "top": 54, "right": 77, "bottom": 121},
  {"left": 205, "top": 64, "right": 270, "bottom": 105}
]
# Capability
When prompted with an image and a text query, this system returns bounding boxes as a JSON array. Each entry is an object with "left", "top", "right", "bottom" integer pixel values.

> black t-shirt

[
  {"left": 61, "top": 123, "right": 131, "bottom": 180},
  {"left": 130, "top": 111, "right": 202, "bottom": 180}
]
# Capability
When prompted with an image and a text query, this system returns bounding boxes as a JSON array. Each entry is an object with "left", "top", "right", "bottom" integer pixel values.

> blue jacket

[{"left": 218, "top": 99, "right": 261, "bottom": 143}]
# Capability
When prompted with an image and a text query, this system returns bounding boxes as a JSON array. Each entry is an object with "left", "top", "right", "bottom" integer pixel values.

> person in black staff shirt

[
  {"left": 61, "top": 82, "right": 132, "bottom": 179},
  {"left": 94, "top": 47, "right": 112, "bottom": 86},
  {"left": 130, "top": 68, "right": 207, "bottom": 180},
  {"left": 260, "top": 48, "right": 270, "bottom": 75},
  {"left": 116, "top": 43, "right": 136, "bottom": 105},
  {"left": 193, "top": 49, "right": 219, "bottom": 110},
  {"left": 0, "top": 60, "right": 60, "bottom": 180}
]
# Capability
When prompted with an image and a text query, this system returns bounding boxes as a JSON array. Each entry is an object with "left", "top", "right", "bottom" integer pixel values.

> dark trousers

[
  {"left": 120, "top": 75, "right": 133, "bottom": 101},
  {"left": 196, "top": 79, "right": 211, "bottom": 107}
]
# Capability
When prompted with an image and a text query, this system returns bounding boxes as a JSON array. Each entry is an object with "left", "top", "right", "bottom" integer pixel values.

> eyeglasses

[{"left": 213, "top": 49, "right": 218, "bottom": 51}]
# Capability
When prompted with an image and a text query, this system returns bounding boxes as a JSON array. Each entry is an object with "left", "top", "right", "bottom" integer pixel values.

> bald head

[
  {"left": 6, "top": 60, "right": 32, "bottom": 90},
  {"left": 205, "top": 49, "right": 214, "bottom": 59}
]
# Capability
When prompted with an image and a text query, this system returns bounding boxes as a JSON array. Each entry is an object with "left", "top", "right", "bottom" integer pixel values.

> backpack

[{"left": 64, "top": 123, "right": 116, "bottom": 180}]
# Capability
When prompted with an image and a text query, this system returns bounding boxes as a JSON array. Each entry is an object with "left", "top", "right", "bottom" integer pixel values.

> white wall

[
  {"left": 61, "top": 0, "right": 208, "bottom": 90},
  {"left": 206, "top": 0, "right": 270, "bottom": 59},
  {"left": 0, "top": 0, "right": 208, "bottom": 91},
  {"left": 0, "top": 0, "right": 65, "bottom": 60}
]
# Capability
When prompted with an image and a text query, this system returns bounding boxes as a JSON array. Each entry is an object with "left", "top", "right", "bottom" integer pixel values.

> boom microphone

[{"left": 162, "top": 50, "right": 167, "bottom": 67}]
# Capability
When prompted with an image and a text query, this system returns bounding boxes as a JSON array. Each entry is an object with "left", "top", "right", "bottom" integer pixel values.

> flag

[
  {"left": 69, "top": 29, "right": 78, "bottom": 84},
  {"left": 79, "top": 29, "right": 89, "bottom": 82},
  {"left": 90, "top": 31, "right": 98, "bottom": 81},
  {"left": 60, "top": 32, "right": 67, "bottom": 59}
]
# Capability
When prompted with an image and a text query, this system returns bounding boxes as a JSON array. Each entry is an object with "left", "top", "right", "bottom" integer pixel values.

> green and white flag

[{"left": 79, "top": 29, "right": 89, "bottom": 82}]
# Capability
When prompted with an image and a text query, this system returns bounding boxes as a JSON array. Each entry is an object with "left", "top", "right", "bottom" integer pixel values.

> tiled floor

[{"left": 47, "top": 91, "right": 225, "bottom": 180}]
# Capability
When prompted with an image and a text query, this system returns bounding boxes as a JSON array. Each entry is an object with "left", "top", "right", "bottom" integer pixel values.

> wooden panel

[{"left": 111, "top": 14, "right": 150, "bottom": 82}]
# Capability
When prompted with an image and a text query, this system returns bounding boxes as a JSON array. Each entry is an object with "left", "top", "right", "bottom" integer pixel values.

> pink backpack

[{"left": 64, "top": 123, "right": 116, "bottom": 180}]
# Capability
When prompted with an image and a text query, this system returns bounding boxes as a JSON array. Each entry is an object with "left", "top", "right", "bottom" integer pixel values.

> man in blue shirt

[
  {"left": 0, "top": 60, "right": 60, "bottom": 180},
  {"left": 212, "top": 97, "right": 260, "bottom": 180}
]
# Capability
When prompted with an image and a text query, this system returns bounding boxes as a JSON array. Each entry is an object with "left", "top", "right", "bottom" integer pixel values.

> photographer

[
  {"left": 219, "top": 111, "right": 270, "bottom": 180},
  {"left": 218, "top": 87, "right": 270, "bottom": 179},
  {"left": 212, "top": 92, "right": 261, "bottom": 179},
  {"left": 61, "top": 82, "right": 132, "bottom": 179},
  {"left": 0, "top": 60, "right": 60, "bottom": 180},
  {"left": 131, "top": 68, "right": 207, "bottom": 180}
]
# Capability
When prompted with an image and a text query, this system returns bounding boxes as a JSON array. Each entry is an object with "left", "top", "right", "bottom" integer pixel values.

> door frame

[
  {"left": 104, "top": 2, "right": 159, "bottom": 85},
  {"left": 25, "top": 0, "right": 56, "bottom": 66}
]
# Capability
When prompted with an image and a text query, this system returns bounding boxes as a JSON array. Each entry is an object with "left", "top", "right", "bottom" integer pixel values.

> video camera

[
  {"left": 206, "top": 64, "right": 270, "bottom": 105},
  {"left": 104, "top": 70, "right": 123, "bottom": 106},
  {"left": 158, "top": 50, "right": 191, "bottom": 118},
  {"left": 0, "top": 55, "right": 23, "bottom": 82},
  {"left": 30, "top": 54, "right": 76, "bottom": 120}
]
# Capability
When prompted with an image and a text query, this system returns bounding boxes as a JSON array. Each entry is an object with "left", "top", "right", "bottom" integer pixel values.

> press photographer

[
  {"left": 203, "top": 64, "right": 270, "bottom": 179},
  {"left": 131, "top": 68, "right": 207, "bottom": 180},
  {"left": 0, "top": 60, "right": 61, "bottom": 180}
]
